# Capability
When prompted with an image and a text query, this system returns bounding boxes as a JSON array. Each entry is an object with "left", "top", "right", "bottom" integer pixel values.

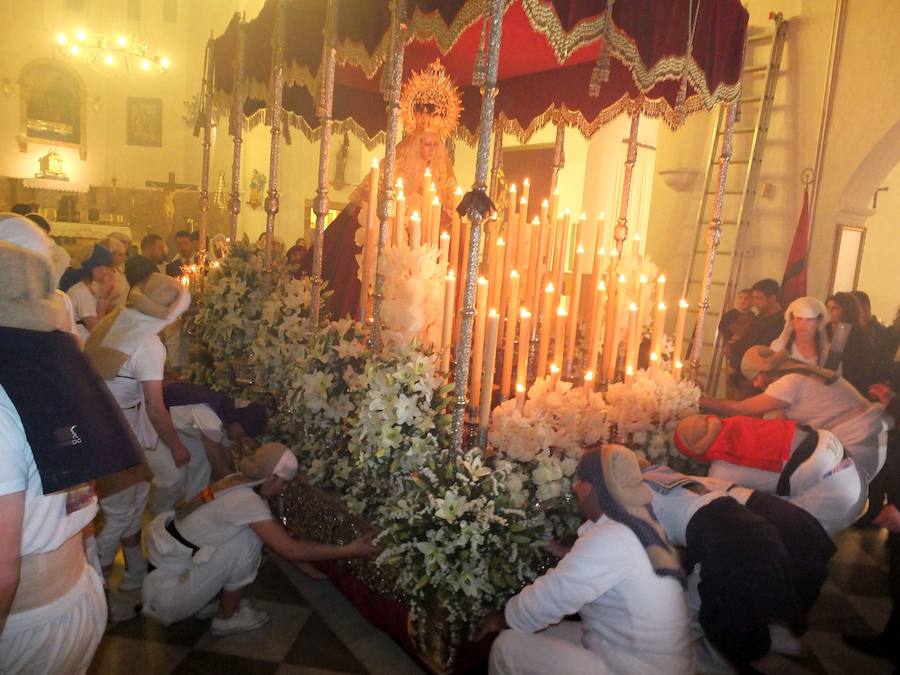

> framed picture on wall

[
  {"left": 830, "top": 224, "right": 866, "bottom": 293},
  {"left": 126, "top": 97, "right": 162, "bottom": 147}
]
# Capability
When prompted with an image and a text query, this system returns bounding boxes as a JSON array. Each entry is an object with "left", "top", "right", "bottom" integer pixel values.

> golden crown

[{"left": 400, "top": 60, "right": 462, "bottom": 140}]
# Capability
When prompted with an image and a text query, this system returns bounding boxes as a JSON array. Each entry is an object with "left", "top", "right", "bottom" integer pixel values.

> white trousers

[
  {"left": 96, "top": 481, "right": 150, "bottom": 568},
  {"left": 142, "top": 524, "right": 262, "bottom": 625},
  {"left": 490, "top": 623, "right": 612, "bottom": 675},
  {"left": 0, "top": 563, "right": 106, "bottom": 675},
  {"left": 144, "top": 433, "right": 211, "bottom": 515}
]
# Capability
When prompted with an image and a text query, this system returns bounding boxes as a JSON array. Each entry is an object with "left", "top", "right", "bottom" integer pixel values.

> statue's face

[{"left": 418, "top": 133, "right": 440, "bottom": 164}]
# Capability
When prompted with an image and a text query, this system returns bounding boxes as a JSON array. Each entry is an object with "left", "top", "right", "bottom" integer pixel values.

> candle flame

[
  {"left": 497, "top": 237, "right": 505, "bottom": 246},
  {"left": 478, "top": 276, "right": 488, "bottom": 286},
  {"left": 396, "top": 177, "right": 404, "bottom": 188},
  {"left": 520, "top": 308, "right": 531, "bottom": 319},
  {"left": 510, "top": 270, "right": 519, "bottom": 279},
  {"left": 650, "top": 352, "right": 659, "bottom": 362},
  {"left": 626, "top": 365, "right": 635, "bottom": 375},
  {"left": 410, "top": 211, "right": 420, "bottom": 220},
  {"left": 675, "top": 360, "right": 684, "bottom": 368},
  {"left": 658, "top": 274, "right": 666, "bottom": 283},
  {"left": 510, "top": 184, "right": 517, "bottom": 193},
  {"left": 516, "top": 383, "right": 526, "bottom": 394},
  {"left": 424, "top": 167, "right": 431, "bottom": 176},
  {"left": 629, "top": 302, "right": 638, "bottom": 311},
  {"left": 430, "top": 182, "right": 437, "bottom": 192},
  {"left": 440, "top": 231, "right": 450, "bottom": 240},
  {"left": 564, "top": 207, "right": 571, "bottom": 215},
  {"left": 488, "top": 308, "right": 498, "bottom": 317},
  {"left": 584, "top": 370, "right": 594, "bottom": 381},
  {"left": 600, "top": 211, "right": 606, "bottom": 220},
  {"left": 550, "top": 363, "right": 560, "bottom": 374},
  {"left": 541, "top": 198, "right": 549, "bottom": 207},
  {"left": 556, "top": 307, "right": 567, "bottom": 317},
  {"left": 580, "top": 211, "right": 587, "bottom": 221},
  {"left": 532, "top": 217, "right": 540, "bottom": 225},
  {"left": 639, "top": 274, "right": 648, "bottom": 283},
  {"left": 523, "top": 178, "right": 530, "bottom": 186},
  {"left": 679, "top": 298, "right": 689, "bottom": 308},
  {"left": 618, "top": 274, "right": 626, "bottom": 283},
  {"left": 545, "top": 282, "right": 555, "bottom": 292},
  {"left": 598, "top": 281, "right": 606, "bottom": 291},
  {"left": 454, "top": 185, "right": 463, "bottom": 195},
  {"left": 520, "top": 197, "right": 527, "bottom": 205},
  {"left": 371, "top": 158, "right": 379, "bottom": 169},
  {"left": 553, "top": 187, "right": 560, "bottom": 195},
  {"left": 633, "top": 232, "right": 641, "bottom": 241},
  {"left": 576, "top": 244, "right": 585, "bottom": 254},
  {"left": 597, "top": 247, "right": 606, "bottom": 256},
  {"left": 447, "top": 270, "right": 456, "bottom": 281}
]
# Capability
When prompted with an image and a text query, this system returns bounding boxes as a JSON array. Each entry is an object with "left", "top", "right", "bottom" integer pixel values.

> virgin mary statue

[{"left": 303, "top": 61, "right": 461, "bottom": 320}]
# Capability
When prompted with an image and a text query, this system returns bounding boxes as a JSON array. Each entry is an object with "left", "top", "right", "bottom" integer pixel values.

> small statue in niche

[
  {"left": 247, "top": 170, "right": 267, "bottom": 210},
  {"left": 331, "top": 131, "right": 351, "bottom": 190}
]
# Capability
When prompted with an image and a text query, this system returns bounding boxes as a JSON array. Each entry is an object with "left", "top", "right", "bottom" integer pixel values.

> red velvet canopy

[{"left": 213, "top": 0, "right": 748, "bottom": 147}]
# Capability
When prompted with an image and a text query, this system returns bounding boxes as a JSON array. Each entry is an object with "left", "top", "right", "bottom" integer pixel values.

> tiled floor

[{"left": 91, "top": 527, "right": 897, "bottom": 674}]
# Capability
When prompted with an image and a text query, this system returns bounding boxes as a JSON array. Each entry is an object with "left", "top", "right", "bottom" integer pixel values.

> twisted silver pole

[
  {"left": 689, "top": 101, "right": 737, "bottom": 381},
  {"left": 263, "top": 0, "right": 286, "bottom": 271},
  {"left": 612, "top": 106, "right": 641, "bottom": 255},
  {"left": 311, "top": 0, "right": 338, "bottom": 326},
  {"left": 198, "top": 35, "right": 215, "bottom": 252},
  {"left": 450, "top": 0, "right": 505, "bottom": 454},
  {"left": 370, "top": 0, "right": 407, "bottom": 351},
  {"left": 228, "top": 15, "right": 245, "bottom": 243}
]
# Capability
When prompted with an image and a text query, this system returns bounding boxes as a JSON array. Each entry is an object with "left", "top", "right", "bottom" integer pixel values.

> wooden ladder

[{"left": 680, "top": 13, "right": 788, "bottom": 394}]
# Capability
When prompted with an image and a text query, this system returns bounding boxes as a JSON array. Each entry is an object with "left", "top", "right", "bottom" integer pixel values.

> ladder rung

[
  {"left": 743, "top": 64, "right": 769, "bottom": 74},
  {"left": 688, "top": 280, "right": 726, "bottom": 287},
  {"left": 719, "top": 128, "right": 755, "bottom": 135},
  {"left": 748, "top": 32, "right": 775, "bottom": 43},
  {"left": 705, "top": 190, "right": 744, "bottom": 195},
  {"left": 695, "top": 250, "right": 733, "bottom": 256},
  {"left": 686, "top": 309, "right": 721, "bottom": 318},
  {"left": 740, "top": 97, "right": 762, "bottom": 104},
  {"left": 715, "top": 159, "right": 750, "bottom": 165}
]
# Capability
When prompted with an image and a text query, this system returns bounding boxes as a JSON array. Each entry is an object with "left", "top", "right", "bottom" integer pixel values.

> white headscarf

[{"left": 771, "top": 296, "right": 829, "bottom": 364}]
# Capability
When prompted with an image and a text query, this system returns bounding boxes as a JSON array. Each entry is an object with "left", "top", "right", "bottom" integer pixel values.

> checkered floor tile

[{"left": 90, "top": 528, "right": 898, "bottom": 674}]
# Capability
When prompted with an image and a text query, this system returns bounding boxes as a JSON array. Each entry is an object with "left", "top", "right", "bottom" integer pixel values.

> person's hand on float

[
  {"left": 873, "top": 504, "right": 900, "bottom": 533},
  {"left": 869, "top": 383, "right": 895, "bottom": 405},
  {"left": 170, "top": 442, "right": 191, "bottom": 468},
  {"left": 345, "top": 532, "right": 378, "bottom": 559},
  {"left": 478, "top": 609, "right": 508, "bottom": 639}
]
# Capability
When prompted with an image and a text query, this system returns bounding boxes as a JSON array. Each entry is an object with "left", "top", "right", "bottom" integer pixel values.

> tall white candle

[
  {"left": 469, "top": 277, "right": 490, "bottom": 409},
  {"left": 673, "top": 298, "right": 688, "bottom": 366},
  {"left": 441, "top": 271, "right": 456, "bottom": 372},
  {"left": 516, "top": 308, "right": 532, "bottom": 393},
  {"left": 479, "top": 310, "right": 500, "bottom": 437},
  {"left": 409, "top": 211, "right": 421, "bottom": 248},
  {"left": 536, "top": 282, "right": 555, "bottom": 377}
]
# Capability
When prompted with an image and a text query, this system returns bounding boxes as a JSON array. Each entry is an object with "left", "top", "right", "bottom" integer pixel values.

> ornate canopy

[{"left": 213, "top": 0, "right": 749, "bottom": 147}]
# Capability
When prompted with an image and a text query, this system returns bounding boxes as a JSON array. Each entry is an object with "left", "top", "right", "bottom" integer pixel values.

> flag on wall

[{"left": 781, "top": 188, "right": 810, "bottom": 305}]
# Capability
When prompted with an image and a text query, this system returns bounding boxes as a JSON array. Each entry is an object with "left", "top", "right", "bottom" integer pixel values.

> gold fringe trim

[{"left": 238, "top": 106, "right": 385, "bottom": 151}]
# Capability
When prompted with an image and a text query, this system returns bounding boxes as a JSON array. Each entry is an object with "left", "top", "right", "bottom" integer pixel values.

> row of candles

[{"left": 353, "top": 161, "right": 693, "bottom": 436}]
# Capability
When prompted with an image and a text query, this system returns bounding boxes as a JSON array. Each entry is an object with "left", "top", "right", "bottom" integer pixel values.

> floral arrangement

[{"left": 378, "top": 242, "right": 447, "bottom": 349}]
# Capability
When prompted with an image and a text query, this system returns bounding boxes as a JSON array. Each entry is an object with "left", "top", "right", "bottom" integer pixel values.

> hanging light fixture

[{"left": 56, "top": 29, "right": 171, "bottom": 75}]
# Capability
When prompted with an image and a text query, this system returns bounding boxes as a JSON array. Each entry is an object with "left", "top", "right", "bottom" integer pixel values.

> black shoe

[{"left": 842, "top": 632, "right": 895, "bottom": 660}]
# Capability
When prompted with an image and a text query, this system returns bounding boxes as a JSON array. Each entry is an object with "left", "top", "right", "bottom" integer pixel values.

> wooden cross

[{"left": 145, "top": 172, "right": 198, "bottom": 228}]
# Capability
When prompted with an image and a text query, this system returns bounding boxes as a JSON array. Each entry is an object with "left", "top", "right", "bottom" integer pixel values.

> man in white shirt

[
  {"left": 0, "top": 215, "right": 142, "bottom": 672},
  {"left": 66, "top": 244, "right": 118, "bottom": 342},
  {"left": 481, "top": 445, "right": 693, "bottom": 675},
  {"left": 701, "top": 345, "right": 889, "bottom": 482},
  {"left": 84, "top": 273, "right": 192, "bottom": 592}
]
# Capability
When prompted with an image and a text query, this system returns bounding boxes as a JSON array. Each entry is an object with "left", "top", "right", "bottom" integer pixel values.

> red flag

[{"left": 781, "top": 189, "right": 809, "bottom": 305}]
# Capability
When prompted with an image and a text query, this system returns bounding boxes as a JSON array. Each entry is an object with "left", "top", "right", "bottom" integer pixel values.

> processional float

[{"left": 203, "top": 0, "right": 747, "bottom": 666}]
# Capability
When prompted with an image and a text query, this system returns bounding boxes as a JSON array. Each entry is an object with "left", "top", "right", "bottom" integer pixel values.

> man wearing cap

[
  {"left": 0, "top": 214, "right": 144, "bottom": 671},
  {"left": 101, "top": 236, "right": 131, "bottom": 308},
  {"left": 84, "top": 273, "right": 194, "bottom": 594},
  {"left": 771, "top": 296, "right": 830, "bottom": 365},
  {"left": 141, "top": 443, "right": 377, "bottom": 635},
  {"left": 701, "top": 345, "right": 889, "bottom": 483},
  {"left": 65, "top": 243, "right": 118, "bottom": 342},
  {"left": 481, "top": 444, "right": 693, "bottom": 675}
]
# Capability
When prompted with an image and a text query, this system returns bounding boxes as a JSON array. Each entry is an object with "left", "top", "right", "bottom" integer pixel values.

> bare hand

[
  {"left": 477, "top": 609, "right": 508, "bottom": 640},
  {"left": 873, "top": 504, "right": 900, "bottom": 533},
  {"left": 869, "top": 383, "right": 895, "bottom": 405},
  {"left": 346, "top": 532, "right": 378, "bottom": 559},
  {"left": 171, "top": 445, "right": 190, "bottom": 468}
]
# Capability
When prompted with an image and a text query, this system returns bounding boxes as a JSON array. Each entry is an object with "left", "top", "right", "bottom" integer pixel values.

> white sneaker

[
  {"left": 769, "top": 623, "right": 807, "bottom": 657},
  {"left": 118, "top": 567, "right": 146, "bottom": 592},
  {"left": 210, "top": 605, "right": 270, "bottom": 636},
  {"left": 196, "top": 598, "right": 253, "bottom": 621}
]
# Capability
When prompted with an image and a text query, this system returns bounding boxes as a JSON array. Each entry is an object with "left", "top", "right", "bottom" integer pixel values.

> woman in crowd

[
  {"left": 64, "top": 244, "right": 118, "bottom": 342},
  {"left": 771, "top": 297, "right": 829, "bottom": 365},
  {"left": 825, "top": 291, "right": 879, "bottom": 394},
  {"left": 141, "top": 443, "right": 376, "bottom": 635}
]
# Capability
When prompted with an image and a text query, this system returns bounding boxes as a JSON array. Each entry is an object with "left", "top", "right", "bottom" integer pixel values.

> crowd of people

[{"left": 1, "top": 206, "right": 899, "bottom": 675}]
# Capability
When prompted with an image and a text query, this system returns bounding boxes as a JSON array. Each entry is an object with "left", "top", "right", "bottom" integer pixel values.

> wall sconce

[
  {"left": 90, "top": 96, "right": 102, "bottom": 113},
  {"left": 1, "top": 78, "right": 14, "bottom": 97}
]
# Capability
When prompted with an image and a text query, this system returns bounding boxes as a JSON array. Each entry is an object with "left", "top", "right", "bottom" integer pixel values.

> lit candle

[
  {"left": 625, "top": 302, "right": 639, "bottom": 374},
  {"left": 517, "top": 196, "right": 529, "bottom": 271},
  {"left": 180, "top": 275, "right": 190, "bottom": 288},
  {"left": 394, "top": 190, "right": 406, "bottom": 247},
  {"left": 505, "top": 184, "right": 518, "bottom": 265},
  {"left": 602, "top": 274, "right": 621, "bottom": 382},
  {"left": 547, "top": 188, "right": 559, "bottom": 239},
  {"left": 673, "top": 298, "right": 689, "bottom": 366},
  {"left": 422, "top": 167, "right": 433, "bottom": 242},
  {"left": 632, "top": 232, "right": 641, "bottom": 257},
  {"left": 583, "top": 369, "right": 594, "bottom": 394},
  {"left": 536, "top": 282, "right": 555, "bottom": 377},
  {"left": 500, "top": 271, "right": 521, "bottom": 399},
  {"left": 449, "top": 190, "right": 462, "bottom": 273},
  {"left": 624, "top": 365, "right": 635, "bottom": 386},
  {"left": 564, "top": 244, "right": 585, "bottom": 369},
  {"left": 553, "top": 306, "right": 567, "bottom": 375},
  {"left": 439, "top": 231, "right": 451, "bottom": 268},
  {"left": 524, "top": 218, "right": 541, "bottom": 313},
  {"left": 479, "top": 310, "right": 501, "bottom": 437},
  {"left": 430, "top": 195, "right": 441, "bottom": 246},
  {"left": 515, "top": 382, "right": 526, "bottom": 412},
  {"left": 488, "top": 237, "right": 505, "bottom": 312},
  {"left": 516, "top": 308, "right": 532, "bottom": 395},
  {"left": 499, "top": 207, "right": 518, "bottom": 321},
  {"left": 637, "top": 274, "right": 650, "bottom": 339},
  {"left": 674, "top": 359, "right": 684, "bottom": 381},
  {"left": 552, "top": 209, "right": 571, "bottom": 297},
  {"left": 596, "top": 211, "right": 606, "bottom": 253},
  {"left": 441, "top": 271, "right": 456, "bottom": 372},
  {"left": 409, "top": 211, "right": 421, "bottom": 248},
  {"left": 656, "top": 274, "right": 667, "bottom": 308},
  {"left": 650, "top": 301, "right": 667, "bottom": 357},
  {"left": 649, "top": 351, "right": 659, "bottom": 372},
  {"left": 585, "top": 280, "right": 607, "bottom": 375},
  {"left": 549, "top": 363, "right": 560, "bottom": 388},
  {"left": 469, "top": 277, "right": 490, "bottom": 409}
]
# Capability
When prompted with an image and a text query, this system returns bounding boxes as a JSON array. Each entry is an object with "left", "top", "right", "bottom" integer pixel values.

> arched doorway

[{"left": 831, "top": 117, "right": 900, "bottom": 322}]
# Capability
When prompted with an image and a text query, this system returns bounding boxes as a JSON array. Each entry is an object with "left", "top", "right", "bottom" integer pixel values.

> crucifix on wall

[{"left": 145, "top": 172, "right": 197, "bottom": 229}]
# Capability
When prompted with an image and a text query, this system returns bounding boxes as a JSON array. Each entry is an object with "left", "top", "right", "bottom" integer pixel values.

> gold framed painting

[
  {"left": 18, "top": 59, "right": 87, "bottom": 159},
  {"left": 126, "top": 97, "right": 163, "bottom": 147}
]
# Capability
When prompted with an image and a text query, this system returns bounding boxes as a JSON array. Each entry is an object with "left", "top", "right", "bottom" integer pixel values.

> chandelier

[{"left": 56, "top": 29, "right": 170, "bottom": 75}]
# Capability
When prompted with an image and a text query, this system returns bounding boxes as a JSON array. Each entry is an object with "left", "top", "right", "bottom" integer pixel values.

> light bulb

[
  {"left": 75, "top": 29, "right": 87, "bottom": 42},
  {"left": 116, "top": 35, "right": 127, "bottom": 47},
  {"left": 104, "top": 54, "right": 115, "bottom": 66},
  {"left": 160, "top": 56, "right": 170, "bottom": 69},
  {"left": 56, "top": 33, "right": 67, "bottom": 45}
]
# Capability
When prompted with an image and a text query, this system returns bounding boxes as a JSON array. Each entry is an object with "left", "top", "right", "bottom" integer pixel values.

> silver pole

[
  {"left": 611, "top": 107, "right": 640, "bottom": 255},
  {"left": 370, "top": 0, "right": 408, "bottom": 350},
  {"left": 450, "top": 0, "right": 506, "bottom": 454},
  {"left": 198, "top": 35, "right": 215, "bottom": 253},
  {"left": 228, "top": 15, "right": 245, "bottom": 243},
  {"left": 311, "top": 0, "right": 338, "bottom": 326},
  {"left": 689, "top": 101, "right": 737, "bottom": 380},
  {"left": 263, "top": 0, "right": 286, "bottom": 271}
]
